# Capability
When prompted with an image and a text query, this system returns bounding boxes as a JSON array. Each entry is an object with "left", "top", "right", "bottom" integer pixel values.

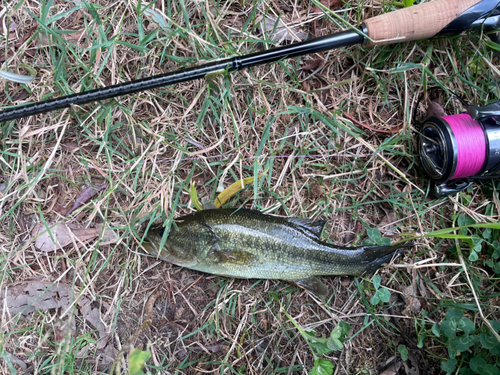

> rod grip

[{"left": 364, "top": 0, "right": 483, "bottom": 46}]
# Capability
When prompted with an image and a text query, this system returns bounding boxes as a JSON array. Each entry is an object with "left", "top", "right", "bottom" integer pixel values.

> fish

[{"left": 142, "top": 208, "right": 410, "bottom": 295}]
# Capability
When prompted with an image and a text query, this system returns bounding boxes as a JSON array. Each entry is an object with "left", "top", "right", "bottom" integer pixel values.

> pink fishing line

[{"left": 444, "top": 113, "right": 486, "bottom": 179}]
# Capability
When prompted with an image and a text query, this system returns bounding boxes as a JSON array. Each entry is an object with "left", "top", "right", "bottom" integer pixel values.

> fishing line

[
  {"left": 418, "top": 98, "right": 500, "bottom": 197},
  {"left": 444, "top": 114, "right": 486, "bottom": 179},
  {"left": 0, "top": 151, "right": 375, "bottom": 179}
]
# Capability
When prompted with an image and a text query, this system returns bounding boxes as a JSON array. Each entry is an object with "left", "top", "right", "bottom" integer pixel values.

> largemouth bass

[{"left": 142, "top": 209, "right": 409, "bottom": 295}]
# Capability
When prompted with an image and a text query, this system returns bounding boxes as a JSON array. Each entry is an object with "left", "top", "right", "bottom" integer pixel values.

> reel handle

[{"left": 364, "top": 0, "right": 485, "bottom": 45}]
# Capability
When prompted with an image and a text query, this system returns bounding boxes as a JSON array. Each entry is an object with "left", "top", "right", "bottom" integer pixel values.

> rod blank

[{"left": 0, "top": 30, "right": 363, "bottom": 123}]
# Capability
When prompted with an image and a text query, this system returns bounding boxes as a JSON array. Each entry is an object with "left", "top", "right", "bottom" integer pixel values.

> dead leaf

[
  {"left": 255, "top": 15, "right": 306, "bottom": 42},
  {"left": 0, "top": 351, "right": 27, "bottom": 372},
  {"left": 9, "top": 22, "right": 19, "bottom": 32},
  {"left": 309, "top": 181, "right": 323, "bottom": 198},
  {"left": 95, "top": 223, "right": 119, "bottom": 246},
  {"left": 32, "top": 222, "right": 100, "bottom": 252},
  {"left": 52, "top": 203, "right": 69, "bottom": 216},
  {"left": 177, "top": 342, "right": 228, "bottom": 359},
  {"left": 426, "top": 98, "right": 447, "bottom": 119},
  {"left": 66, "top": 184, "right": 107, "bottom": 216},
  {"left": 378, "top": 210, "right": 399, "bottom": 236},
  {"left": 301, "top": 59, "right": 323, "bottom": 71},
  {"left": 61, "top": 142, "right": 80, "bottom": 152},
  {"left": 0, "top": 280, "right": 114, "bottom": 365},
  {"left": 37, "top": 29, "right": 89, "bottom": 46},
  {"left": 401, "top": 285, "right": 422, "bottom": 315},
  {"left": 10, "top": 89, "right": 30, "bottom": 102},
  {"left": 53, "top": 320, "right": 71, "bottom": 342},
  {"left": 379, "top": 364, "right": 398, "bottom": 375},
  {"left": 60, "top": 142, "right": 95, "bottom": 154},
  {"left": 312, "top": 0, "right": 342, "bottom": 13},
  {"left": 32, "top": 221, "right": 118, "bottom": 252}
]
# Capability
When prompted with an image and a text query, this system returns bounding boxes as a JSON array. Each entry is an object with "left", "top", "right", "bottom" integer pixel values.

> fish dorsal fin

[{"left": 284, "top": 217, "right": 326, "bottom": 238}]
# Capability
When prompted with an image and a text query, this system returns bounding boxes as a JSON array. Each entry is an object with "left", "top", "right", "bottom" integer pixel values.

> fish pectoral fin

[
  {"left": 210, "top": 249, "right": 255, "bottom": 266},
  {"left": 294, "top": 277, "right": 328, "bottom": 296}
]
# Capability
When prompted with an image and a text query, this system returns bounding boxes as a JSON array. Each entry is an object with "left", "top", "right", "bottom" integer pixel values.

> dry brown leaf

[
  {"left": 378, "top": 210, "right": 399, "bottom": 236},
  {"left": 1, "top": 351, "right": 27, "bottom": 372},
  {"left": 0, "top": 281, "right": 114, "bottom": 363},
  {"left": 379, "top": 364, "right": 398, "bottom": 375},
  {"left": 301, "top": 59, "right": 323, "bottom": 71},
  {"left": 66, "top": 184, "right": 107, "bottom": 216},
  {"left": 177, "top": 343, "right": 228, "bottom": 359},
  {"left": 426, "top": 99, "right": 447, "bottom": 118},
  {"left": 95, "top": 223, "right": 119, "bottom": 246},
  {"left": 401, "top": 285, "right": 422, "bottom": 315},
  {"left": 255, "top": 15, "right": 306, "bottom": 42},
  {"left": 10, "top": 89, "right": 30, "bottom": 102},
  {"left": 312, "top": 0, "right": 343, "bottom": 13},
  {"left": 37, "top": 29, "right": 88, "bottom": 46},
  {"left": 32, "top": 223, "right": 100, "bottom": 252},
  {"left": 52, "top": 203, "right": 69, "bottom": 216},
  {"left": 32, "top": 221, "right": 118, "bottom": 251}
]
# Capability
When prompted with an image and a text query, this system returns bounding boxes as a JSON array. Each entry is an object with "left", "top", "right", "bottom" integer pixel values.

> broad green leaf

[
  {"left": 446, "top": 308, "right": 463, "bottom": 324},
  {"left": 432, "top": 323, "right": 441, "bottom": 338},
  {"left": 417, "top": 333, "right": 426, "bottom": 348},
  {"left": 326, "top": 336, "right": 343, "bottom": 351},
  {"left": 482, "top": 364, "right": 500, "bottom": 375},
  {"left": 189, "top": 181, "right": 203, "bottom": 211},
  {"left": 398, "top": 344, "right": 408, "bottom": 361},
  {"left": 480, "top": 330, "right": 499, "bottom": 350},
  {"left": 337, "top": 321, "right": 350, "bottom": 338},
  {"left": 370, "top": 293, "right": 380, "bottom": 305},
  {"left": 403, "top": 0, "right": 416, "bottom": 7},
  {"left": 451, "top": 335, "right": 479, "bottom": 352},
  {"left": 330, "top": 326, "right": 341, "bottom": 340},
  {"left": 309, "top": 359, "right": 334, "bottom": 375},
  {"left": 367, "top": 228, "right": 382, "bottom": 243},
  {"left": 309, "top": 340, "right": 332, "bottom": 356},
  {"left": 128, "top": 348, "right": 151, "bottom": 375},
  {"left": 490, "top": 320, "right": 500, "bottom": 332},
  {"left": 372, "top": 275, "right": 381, "bottom": 290},
  {"left": 379, "top": 288, "right": 391, "bottom": 303},
  {"left": 304, "top": 328, "right": 318, "bottom": 338},
  {"left": 469, "top": 251, "right": 479, "bottom": 262},
  {"left": 472, "top": 238, "right": 483, "bottom": 251},
  {"left": 379, "top": 237, "right": 391, "bottom": 246},
  {"left": 469, "top": 357, "right": 486, "bottom": 373},
  {"left": 441, "top": 320, "right": 457, "bottom": 338},
  {"left": 441, "top": 358, "right": 457, "bottom": 374},
  {"left": 492, "top": 241, "right": 500, "bottom": 259},
  {"left": 458, "top": 317, "right": 475, "bottom": 335}
]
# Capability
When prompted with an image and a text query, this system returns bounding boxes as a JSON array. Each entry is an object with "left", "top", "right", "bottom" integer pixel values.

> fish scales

[{"left": 143, "top": 208, "right": 409, "bottom": 295}]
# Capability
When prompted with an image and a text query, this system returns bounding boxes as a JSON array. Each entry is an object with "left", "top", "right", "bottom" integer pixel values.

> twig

[{"left": 344, "top": 113, "right": 403, "bottom": 134}]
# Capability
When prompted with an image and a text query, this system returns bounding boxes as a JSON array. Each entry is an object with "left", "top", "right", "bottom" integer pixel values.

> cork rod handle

[{"left": 364, "top": 0, "right": 483, "bottom": 46}]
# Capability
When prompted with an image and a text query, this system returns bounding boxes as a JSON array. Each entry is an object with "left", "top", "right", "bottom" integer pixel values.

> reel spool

[{"left": 418, "top": 100, "right": 500, "bottom": 197}]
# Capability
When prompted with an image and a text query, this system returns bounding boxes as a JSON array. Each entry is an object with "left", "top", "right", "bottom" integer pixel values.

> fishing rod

[{"left": 0, "top": 0, "right": 499, "bottom": 123}]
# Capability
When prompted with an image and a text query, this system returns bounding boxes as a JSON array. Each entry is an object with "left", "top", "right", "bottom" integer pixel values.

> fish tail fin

[{"left": 361, "top": 242, "right": 412, "bottom": 275}]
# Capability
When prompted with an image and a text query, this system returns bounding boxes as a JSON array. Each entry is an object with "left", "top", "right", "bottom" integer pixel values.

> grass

[{"left": 1, "top": 0, "right": 500, "bottom": 374}]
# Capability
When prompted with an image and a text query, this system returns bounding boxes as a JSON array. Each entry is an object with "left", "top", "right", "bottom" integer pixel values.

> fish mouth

[{"left": 141, "top": 238, "right": 160, "bottom": 257}]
